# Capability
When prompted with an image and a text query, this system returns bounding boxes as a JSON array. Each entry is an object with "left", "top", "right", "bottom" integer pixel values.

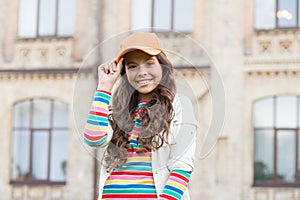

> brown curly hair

[{"left": 103, "top": 52, "right": 176, "bottom": 172}]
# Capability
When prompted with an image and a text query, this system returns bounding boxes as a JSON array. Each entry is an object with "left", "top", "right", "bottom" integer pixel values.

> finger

[
  {"left": 105, "top": 62, "right": 113, "bottom": 74},
  {"left": 113, "top": 60, "right": 117, "bottom": 72},
  {"left": 107, "top": 61, "right": 115, "bottom": 74},
  {"left": 109, "top": 61, "right": 116, "bottom": 74},
  {"left": 98, "top": 64, "right": 106, "bottom": 74},
  {"left": 115, "top": 57, "right": 124, "bottom": 74},
  {"left": 103, "top": 65, "right": 109, "bottom": 74}
]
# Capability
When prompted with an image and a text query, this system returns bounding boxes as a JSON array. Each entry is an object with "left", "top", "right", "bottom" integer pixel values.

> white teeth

[{"left": 137, "top": 79, "right": 152, "bottom": 85}]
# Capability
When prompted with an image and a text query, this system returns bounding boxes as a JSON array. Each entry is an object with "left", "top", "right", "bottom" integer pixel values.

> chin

[
  {"left": 136, "top": 86, "right": 155, "bottom": 95},
  {"left": 135, "top": 84, "right": 155, "bottom": 92},
  {"left": 137, "top": 89, "right": 153, "bottom": 94}
]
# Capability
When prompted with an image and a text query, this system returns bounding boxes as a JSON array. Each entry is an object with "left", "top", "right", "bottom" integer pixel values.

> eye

[
  {"left": 127, "top": 64, "right": 137, "bottom": 69},
  {"left": 146, "top": 61, "right": 155, "bottom": 66}
]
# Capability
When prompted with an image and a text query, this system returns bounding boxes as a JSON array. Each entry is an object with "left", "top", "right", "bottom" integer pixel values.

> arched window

[
  {"left": 253, "top": 95, "right": 300, "bottom": 187},
  {"left": 11, "top": 98, "right": 69, "bottom": 185}
]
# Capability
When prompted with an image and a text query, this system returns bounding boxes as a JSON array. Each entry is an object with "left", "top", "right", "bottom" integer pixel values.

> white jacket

[{"left": 97, "top": 94, "right": 198, "bottom": 200}]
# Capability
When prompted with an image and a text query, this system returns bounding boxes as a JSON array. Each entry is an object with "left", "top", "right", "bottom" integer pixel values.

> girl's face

[{"left": 124, "top": 50, "right": 163, "bottom": 100}]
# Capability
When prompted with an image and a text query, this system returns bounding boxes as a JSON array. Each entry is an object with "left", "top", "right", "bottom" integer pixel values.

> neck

[{"left": 138, "top": 92, "right": 153, "bottom": 100}]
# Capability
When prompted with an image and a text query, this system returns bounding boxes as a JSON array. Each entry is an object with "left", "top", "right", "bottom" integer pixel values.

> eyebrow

[
  {"left": 125, "top": 61, "right": 137, "bottom": 66},
  {"left": 125, "top": 57, "right": 156, "bottom": 65}
]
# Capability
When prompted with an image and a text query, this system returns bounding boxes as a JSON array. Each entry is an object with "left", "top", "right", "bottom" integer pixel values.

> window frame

[
  {"left": 253, "top": 95, "right": 300, "bottom": 188},
  {"left": 17, "top": 0, "right": 76, "bottom": 39},
  {"left": 131, "top": 0, "right": 194, "bottom": 33},
  {"left": 254, "top": 0, "right": 300, "bottom": 31},
  {"left": 10, "top": 98, "right": 68, "bottom": 186}
]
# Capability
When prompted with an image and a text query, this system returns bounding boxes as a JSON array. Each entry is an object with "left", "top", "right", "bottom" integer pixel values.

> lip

[{"left": 136, "top": 79, "right": 153, "bottom": 86}]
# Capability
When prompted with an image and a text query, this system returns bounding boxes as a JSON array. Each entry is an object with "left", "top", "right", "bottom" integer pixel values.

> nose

[{"left": 137, "top": 66, "right": 148, "bottom": 77}]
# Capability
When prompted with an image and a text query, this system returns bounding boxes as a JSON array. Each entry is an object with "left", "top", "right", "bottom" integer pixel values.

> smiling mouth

[{"left": 136, "top": 79, "right": 153, "bottom": 86}]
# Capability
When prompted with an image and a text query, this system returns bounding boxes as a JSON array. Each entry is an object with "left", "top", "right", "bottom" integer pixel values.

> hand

[{"left": 97, "top": 58, "right": 124, "bottom": 91}]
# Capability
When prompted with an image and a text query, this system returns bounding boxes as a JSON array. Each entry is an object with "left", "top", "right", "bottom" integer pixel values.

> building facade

[{"left": 0, "top": 0, "right": 299, "bottom": 199}]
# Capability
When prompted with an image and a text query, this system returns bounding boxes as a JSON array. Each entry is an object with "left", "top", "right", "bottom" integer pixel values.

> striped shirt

[
  {"left": 102, "top": 100, "right": 157, "bottom": 199},
  {"left": 84, "top": 90, "right": 192, "bottom": 200}
]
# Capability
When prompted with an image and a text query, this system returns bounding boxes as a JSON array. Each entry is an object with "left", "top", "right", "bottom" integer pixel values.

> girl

[{"left": 84, "top": 32, "right": 198, "bottom": 200}]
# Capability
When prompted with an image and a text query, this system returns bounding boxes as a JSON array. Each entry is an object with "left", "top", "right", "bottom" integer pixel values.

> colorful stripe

[
  {"left": 160, "top": 169, "right": 191, "bottom": 200},
  {"left": 85, "top": 92, "right": 192, "bottom": 199},
  {"left": 102, "top": 194, "right": 157, "bottom": 199},
  {"left": 102, "top": 100, "right": 158, "bottom": 199},
  {"left": 83, "top": 90, "right": 111, "bottom": 147}
]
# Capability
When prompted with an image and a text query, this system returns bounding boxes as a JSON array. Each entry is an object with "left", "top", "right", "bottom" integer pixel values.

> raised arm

[
  {"left": 84, "top": 90, "right": 112, "bottom": 147},
  {"left": 84, "top": 58, "right": 123, "bottom": 147}
]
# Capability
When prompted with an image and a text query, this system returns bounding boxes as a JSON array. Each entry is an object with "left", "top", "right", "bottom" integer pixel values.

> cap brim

[{"left": 115, "top": 47, "right": 161, "bottom": 63}]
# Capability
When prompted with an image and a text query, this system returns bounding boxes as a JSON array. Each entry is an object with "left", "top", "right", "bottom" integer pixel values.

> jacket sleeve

[
  {"left": 161, "top": 94, "right": 198, "bottom": 199},
  {"left": 83, "top": 90, "right": 113, "bottom": 147},
  {"left": 167, "top": 94, "right": 198, "bottom": 172}
]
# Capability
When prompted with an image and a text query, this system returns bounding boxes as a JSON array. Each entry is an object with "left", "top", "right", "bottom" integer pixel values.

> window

[
  {"left": 131, "top": 0, "right": 194, "bottom": 32},
  {"left": 11, "top": 98, "right": 69, "bottom": 185},
  {"left": 18, "top": 0, "right": 77, "bottom": 38},
  {"left": 254, "top": 0, "right": 300, "bottom": 30},
  {"left": 253, "top": 95, "right": 300, "bottom": 187}
]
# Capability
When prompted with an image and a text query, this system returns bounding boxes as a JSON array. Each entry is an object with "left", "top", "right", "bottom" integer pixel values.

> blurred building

[{"left": 0, "top": 0, "right": 299, "bottom": 199}]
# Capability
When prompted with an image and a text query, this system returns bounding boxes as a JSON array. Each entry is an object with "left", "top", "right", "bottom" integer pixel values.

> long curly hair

[{"left": 103, "top": 52, "right": 176, "bottom": 172}]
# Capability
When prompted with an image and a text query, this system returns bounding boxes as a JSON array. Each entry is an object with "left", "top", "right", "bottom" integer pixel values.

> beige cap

[{"left": 115, "top": 32, "right": 166, "bottom": 62}]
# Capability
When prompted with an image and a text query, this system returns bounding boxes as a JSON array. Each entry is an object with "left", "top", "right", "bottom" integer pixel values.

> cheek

[
  {"left": 155, "top": 68, "right": 163, "bottom": 80},
  {"left": 126, "top": 72, "right": 135, "bottom": 84}
]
